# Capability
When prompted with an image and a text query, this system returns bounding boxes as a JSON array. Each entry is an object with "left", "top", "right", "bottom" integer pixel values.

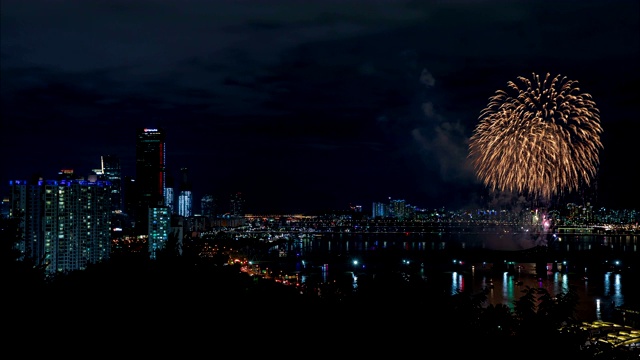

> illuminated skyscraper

[
  {"left": 165, "top": 172, "right": 175, "bottom": 214},
  {"left": 135, "top": 128, "right": 166, "bottom": 235},
  {"left": 101, "top": 155, "right": 122, "bottom": 213},
  {"left": 177, "top": 167, "right": 192, "bottom": 217},
  {"left": 178, "top": 191, "right": 192, "bottom": 217},
  {"left": 8, "top": 178, "right": 112, "bottom": 274},
  {"left": 201, "top": 194, "right": 216, "bottom": 218},
  {"left": 57, "top": 168, "right": 76, "bottom": 180},
  {"left": 372, "top": 202, "right": 388, "bottom": 218},
  {"left": 390, "top": 199, "right": 406, "bottom": 220},
  {"left": 123, "top": 175, "right": 136, "bottom": 221},
  {"left": 230, "top": 192, "right": 244, "bottom": 217},
  {"left": 148, "top": 205, "right": 170, "bottom": 260}
]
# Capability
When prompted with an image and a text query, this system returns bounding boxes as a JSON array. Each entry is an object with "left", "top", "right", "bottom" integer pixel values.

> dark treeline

[{"left": 2, "top": 218, "right": 638, "bottom": 359}]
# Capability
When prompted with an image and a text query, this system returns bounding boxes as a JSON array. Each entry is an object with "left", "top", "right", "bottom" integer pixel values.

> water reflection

[
  {"left": 451, "top": 272, "right": 464, "bottom": 293},
  {"left": 593, "top": 273, "right": 622, "bottom": 321},
  {"left": 431, "top": 266, "right": 624, "bottom": 321},
  {"left": 270, "top": 232, "right": 636, "bottom": 321},
  {"left": 604, "top": 272, "right": 624, "bottom": 308},
  {"left": 552, "top": 272, "right": 570, "bottom": 295},
  {"left": 291, "top": 260, "right": 626, "bottom": 321}
]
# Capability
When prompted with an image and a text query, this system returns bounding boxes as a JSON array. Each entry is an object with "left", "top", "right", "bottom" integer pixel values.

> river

[{"left": 256, "top": 231, "right": 639, "bottom": 323}]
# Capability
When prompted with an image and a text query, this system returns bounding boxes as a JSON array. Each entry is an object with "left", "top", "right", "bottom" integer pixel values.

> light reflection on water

[
  {"left": 443, "top": 264, "right": 623, "bottom": 322},
  {"left": 273, "top": 232, "right": 636, "bottom": 321},
  {"left": 294, "top": 261, "right": 626, "bottom": 322}
]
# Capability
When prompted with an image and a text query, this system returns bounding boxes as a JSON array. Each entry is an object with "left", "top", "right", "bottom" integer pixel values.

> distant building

[
  {"left": 122, "top": 176, "right": 137, "bottom": 226},
  {"left": 169, "top": 214, "right": 184, "bottom": 256},
  {"left": 178, "top": 191, "right": 192, "bottom": 217},
  {"left": 8, "top": 178, "right": 112, "bottom": 275},
  {"left": 148, "top": 205, "right": 171, "bottom": 260},
  {"left": 177, "top": 167, "right": 192, "bottom": 217},
  {"left": 94, "top": 155, "right": 129, "bottom": 233},
  {"left": 135, "top": 127, "right": 166, "bottom": 235},
  {"left": 0, "top": 196, "right": 9, "bottom": 219},
  {"left": 390, "top": 199, "right": 406, "bottom": 219},
  {"left": 165, "top": 172, "right": 175, "bottom": 214},
  {"left": 101, "top": 155, "right": 123, "bottom": 213},
  {"left": 201, "top": 194, "right": 216, "bottom": 218},
  {"left": 372, "top": 201, "right": 388, "bottom": 218},
  {"left": 165, "top": 186, "right": 175, "bottom": 214},
  {"left": 57, "top": 168, "right": 76, "bottom": 180},
  {"left": 230, "top": 192, "right": 245, "bottom": 217}
]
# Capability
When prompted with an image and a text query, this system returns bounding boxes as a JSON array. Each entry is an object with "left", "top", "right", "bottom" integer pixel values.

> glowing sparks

[{"left": 468, "top": 72, "right": 603, "bottom": 201}]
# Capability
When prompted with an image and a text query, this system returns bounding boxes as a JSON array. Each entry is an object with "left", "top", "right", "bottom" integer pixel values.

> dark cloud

[{"left": 1, "top": 0, "right": 638, "bottom": 213}]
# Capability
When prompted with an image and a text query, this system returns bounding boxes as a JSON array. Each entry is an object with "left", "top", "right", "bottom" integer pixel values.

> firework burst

[{"left": 468, "top": 72, "right": 603, "bottom": 202}]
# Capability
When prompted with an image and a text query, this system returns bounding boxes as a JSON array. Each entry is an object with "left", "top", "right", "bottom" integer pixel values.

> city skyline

[{"left": 1, "top": 0, "right": 639, "bottom": 214}]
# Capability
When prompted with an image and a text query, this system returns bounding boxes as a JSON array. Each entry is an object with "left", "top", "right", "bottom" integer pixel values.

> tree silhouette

[{"left": 1, "top": 216, "right": 47, "bottom": 295}]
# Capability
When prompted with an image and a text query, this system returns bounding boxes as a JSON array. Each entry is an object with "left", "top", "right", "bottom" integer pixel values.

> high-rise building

[
  {"left": 8, "top": 180, "right": 31, "bottom": 260},
  {"left": 57, "top": 168, "right": 76, "bottom": 180},
  {"left": 201, "top": 194, "right": 216, "bottom": 218},
  {"left": 8, "top": 178, "right": 112, "bottom": 275},
  {"left": 123, "top": 175, "right": 137, "bottom": 224},
  {"left": 0, "top": 196, "right": 9, "bottom": 219},
  {"left": 390, "top": 198, "right": 406, "bottom": 219},
  {"left": 230, "top": 192, "right": 244, "bottom": 217},
  {"left": 372, "top": 201, "right": 388, "bottom": 218},
  {"left": 101, "top": 155, "right": 123, "bottom": 213},
  {"left": 177, "top": 167, "right": 192, "bottom": 217},
  {"left": 165, "top": 172, "right": 175, "bottom": 214},
  {"left": 178, "top": 191, "right": 192, "bottom": 217},
  {"left": 96, "top": 155, "right": 129, "bottom": 235},
  {"left": 135, "top": 127, "right": 166, "bottom": 235},
  {"left": 148, "top": 205, "right": 170, "bottom": 260}
]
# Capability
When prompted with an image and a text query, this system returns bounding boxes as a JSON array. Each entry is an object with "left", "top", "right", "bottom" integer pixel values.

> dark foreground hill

[{"left": 5, "top": 253, "right": 639, "bottom": 359}]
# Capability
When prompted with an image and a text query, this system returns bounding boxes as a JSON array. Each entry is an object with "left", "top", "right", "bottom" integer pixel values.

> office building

[
  {"left": 178, "top": 191, "right": 192, "bottom": 217},
  {"left": 122, "top": 175, "right": 137, "bottom": 226},
  {"left": 57, "top": 168, "right": 76, "bottom": 180},
  {"left": 101, "top": 155, "right": 123, "bottom": 213},
  {"left": 135, "top": 127, "right": 166, "bottom": 235},
  {"left": 177, "top": 167, "right": 192, "bottom": 217},
  {"left": 201, "top": 194, "right": 216, "bottom": 219},
  {"left": 165, "top": 172, "right": 175, "bottom": 214},
  {"left": 230, "top": 192, "right": 245, "bottom": 217}
]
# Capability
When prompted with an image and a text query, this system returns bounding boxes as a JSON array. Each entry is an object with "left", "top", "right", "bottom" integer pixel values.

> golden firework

[{"left": 468, "top": 72, "right": 603, "bottom": 202}]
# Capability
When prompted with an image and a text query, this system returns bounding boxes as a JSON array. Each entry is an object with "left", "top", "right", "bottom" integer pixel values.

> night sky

[{"left": 1, "top": 0, "right": 638, "bottom": 214}]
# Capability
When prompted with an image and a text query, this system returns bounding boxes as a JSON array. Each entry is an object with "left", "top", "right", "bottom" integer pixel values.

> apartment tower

[{"left": 8, "top": 178, "right": 112, "bottom": 275}]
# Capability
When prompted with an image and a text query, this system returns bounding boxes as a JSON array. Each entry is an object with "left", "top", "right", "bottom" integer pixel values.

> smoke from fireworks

[{"left": 468, "top": 72, "right": 603, "bottom": 203}]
